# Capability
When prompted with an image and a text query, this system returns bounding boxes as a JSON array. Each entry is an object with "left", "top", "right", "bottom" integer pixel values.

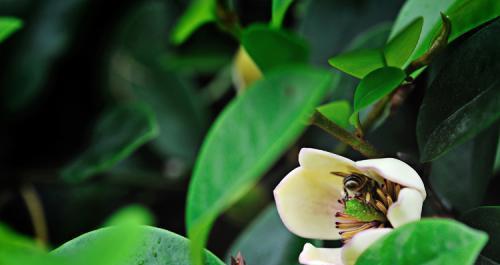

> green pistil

[{"left": 344, "top": 198, "right": 386, "bottom": 222}]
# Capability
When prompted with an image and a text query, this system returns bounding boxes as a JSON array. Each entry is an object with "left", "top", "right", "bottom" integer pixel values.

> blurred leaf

[
  {"left": 271, "top": 0, "right": 294, "bottom": 28},
  {"left": 0, "top": 16, "right": 22, "bottom": 43},
  {"left": 61, "top": 103, "right": 159, "bottom": 183},
  {"left": 417, "top": 20, "right": 500, "bottom": 162},
  {"left": 384, "top": 17, "right": 423, "bottom": 68},
  {"left": 390, "top": 0, "right": 500, "bottom": 70},
  {"left": 462, "top": 207, "right": 500, "bottom": 263},
  {"left": 328, "top": 49, "right": 385, "bottom": 79},
  {"left": 103, "top": 204, "right": 155, "bottom": 227},
  {"left": 187, "top": 66, "right": 335, "bottom": 265},
  {"left": 317, "top": 101, "right": 352, "bottom": 129},
  {"left": 171, "top": 0, "right": 216, "bottom": 45},
  {"left": 495, "top": 139, "right": 500, "bottom": 173},
  {"left": 430, "top": 126, "right": 498, "bottom": 213},
  {"left": 242, "top": 24, "right": 308, "bottom": 73},
  {"left": 225, "top": 185, "right": 269, "bottom": 225},
  {"left": 476, "top": 256, "right": 500, "bottom": 265},
  {"left": 53, "top": 226, "right": 224, "bottom": 265},
  {"left": 227, "top": 205, "right": 305, "bottom": 265},
  {"left": 353, "top": 67, "right": 405, "bottom": 112},
  {"left": 357, "top": 219, "right": 488, "bottom": 265}
]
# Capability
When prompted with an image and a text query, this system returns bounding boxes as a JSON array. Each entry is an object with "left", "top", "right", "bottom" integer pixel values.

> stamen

[
  {"left": 395, "top": 184, "right": 401, "bottom": 197},
  {"left": 339, "top": 222, "right": 377, "bottom": 239},
  {"left": 335, "top": 222, "right": 366, "bottom": 229},
  {"left": 375, "top": 200, "right": 387, "bottom": 214},
  {"left": 335, "top": 212, "right": 358, "bottom": 221},
  {"left": 385, "top": 179, "right": 394, "bottom": 199},
  {"left": 386, "top": 195, "right": 393, "bottom": 207},
  {"left": 376, "top": 188, "right": 388, "bottom": 205},
  {"left": 365, "top": 192, "right": 371, "bottom": 203}
]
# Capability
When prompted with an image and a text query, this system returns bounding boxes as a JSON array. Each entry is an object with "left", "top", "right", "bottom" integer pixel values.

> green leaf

[
  {"left": 430, "top": 126, "right": 499, "bottom": 213},
  {"left": 328, "top": 49, "right": 385, "bottom": 79},
  {"left": 417, "top": 19, "right": 500, "bottom": 162},
  {"left": 0, "top": 17, "right": 22, "bottom": 43},
  {"left": 384, "top": 17, "right": 423, "bottom": 68},
  {"left": 227, "top": 205, "right": 305, "bottom": 265},
  {"left": 390, "top": 0, "right": 500, "bottom": 70},
  {"left": 170, "top": 0, "right": 216, "bottom": 45},
  {"left": 187, "top": 65, "right": 335, "bottom": 265},
  {"left": 103, "top": 204, "right": 155, "bottom": 227},
  {"left": 462, "top": 207, "right": 500, "bottom": 263},
  {"left": 353, "top": 67, "right": 406, "bottom": 112},
  {"left": 242, "top": 24, "right": 308, "bottom": 73},
  {"left": 53, "top": 226, "right": 225, "bottom": 265},
  {"left": 317, "top": 100, "right": 352, "bottom": 129},
  {"left": 271, "top": 0, "right": 294, "bottom": 28},
  {"left": 356, "top": 219, "right": 488, "bottom": 265},
  {"left": 61, "top": 103, "right": 159, "bottom": 183}
]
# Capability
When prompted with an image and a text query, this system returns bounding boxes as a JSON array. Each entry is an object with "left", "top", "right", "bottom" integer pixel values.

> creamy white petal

[
  {"left": 341, "top": 228, "right": 392, "bottom": 265},
  {"left": 274, "top": 166, "right": 343, "bottom": 239},
  {"left": 299, "top": 243, "right": 343, "bottom": 265},
  {"left": 387, "top": 188, "right": 423, "bottom": 228},
  {"left": 299, "top": 148, "right": 359, "bottom": 176},
  {"left": 355, "top": 158, "right": 426, "bottom": 198}
]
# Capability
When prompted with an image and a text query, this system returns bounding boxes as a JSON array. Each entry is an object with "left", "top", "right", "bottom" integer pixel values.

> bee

[{"left": 331, "top": 171, "right": 374, "bottom": 198}]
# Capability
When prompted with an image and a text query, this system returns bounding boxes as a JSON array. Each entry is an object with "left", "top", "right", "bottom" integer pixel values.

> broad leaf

[
  {"left": 0, "top": 17, "right": 22, "bottom": 43},
  {"left": 61, "top": 104, "right": 159, "bottom": 183},
  {"left": 170, "top": 0, "right": 216, "bottom": 45},
  {"left": 328, "top": 49, "right": 385, "bottom": 79},
  {"left": 462, "top": 207, "right": 500, "bottom": 263},
  {"left": 53, "top": 226, "right": 224, "bottom": 265},
  {"left": 384, "top": 17, "right": 423, "bottom": 68},
  {"left": 317, "top": 101, "right": 352, "bottom": 129},
  {"left": 242, "top": 24, "right": 308, "bottom": 73},
  {"left": 357, "top": 219, "right": 488, "bottom": 265},
  {"left": 417, "top": 19, "right": 500, "bottom": 162},
  {"left": 187, "top": 66, "right": 335, "bottom": 265},
  {"left": 353, "top": 67, "right": 406, "bottom": 112},
  {"left": 271, "top": 0, "right": 294, "bottom": 28},
  {"left": 227, "top": 205, "right": 305, "bottom": 265}
]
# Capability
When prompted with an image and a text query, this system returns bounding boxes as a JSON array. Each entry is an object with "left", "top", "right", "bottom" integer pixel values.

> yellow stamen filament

[
  {"left": 336, "top": 222, "right": 366, "bottom": 229},
  {"left": 375, "top": 200, "right": 387, "bottom": 214},
  {"left": 340, "top": 223, "right": 376, "bottom": 239},
  {"left": 376, "top": 188, "right": 388, "bottom": 205},
  {"left": 386, "top": 195, "right": 393, "bottom": 207}
]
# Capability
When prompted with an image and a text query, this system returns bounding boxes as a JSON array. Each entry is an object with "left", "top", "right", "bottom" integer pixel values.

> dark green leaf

[
  {"left": 357, "top": 219, "right": 488, "bottom": 265},
  {"left": 61, "top": 104, "right": 159, "bottom": 183},
  {"left": 476, "top": 256, "right": 500, "bottom": 265},
  {"left": 242, "top": 24, "right": 308, "bottom": 73},
  {"left": 417, "top": 20, "right": 500, "bottom": 162},
  {"left": 317, "top": 101, "right": 351, "bottom": 129},
  {"left": 430, "top": 126, "right": 499, "bottom": 213},
  {"left": 328, "top": 49, "right": 385, "bottom": 79},
  {"left": 384, "top": 17, "right": 423, "bottom": 68},
  {"left": 227, "top": 205, "right": 305, "bottom": 265},
  {"left": 53, "top": 226, "right": 225, "bottom": 265},
  {"left": 170, "top": 0, "right": 216, "bottom": 45},
  {"left": 0, "top": 17, "right": 22, "bottom": 43},
  {"left": 353, "top": 67, "right": 406, "bottom": 112},
  {"left": 462, "top": 207, "right": 500, "bottom": 263},
  {"left": 271, "top": 0, "right": 294, "bottom": 28},
  {"left": 187, "top": 66, "right": 335, "bottom": 265}
]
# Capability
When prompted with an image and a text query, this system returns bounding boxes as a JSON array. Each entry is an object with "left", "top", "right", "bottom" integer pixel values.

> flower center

[{"left": 334, "top": 176, "right": 402, "bottom": 242}]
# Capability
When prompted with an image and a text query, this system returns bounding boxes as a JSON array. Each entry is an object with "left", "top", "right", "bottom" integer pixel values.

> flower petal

[
  {"left": 299, "top": 243, "right": 343, "bottom": 265},
  {"left": 274, "top": 166, "right": 343, "bottom": 239},
  {"left": 341, "top": 228, "right": 392, "bottom": 265},
  {"left": 299, "top": 148, "right": 359, "bottom": 175},
  {"left": 387, "top": 187, "right": 423, "bottom": 228},
  {"left": 355, "top": 158, "right": 426, "bottom": 198}
]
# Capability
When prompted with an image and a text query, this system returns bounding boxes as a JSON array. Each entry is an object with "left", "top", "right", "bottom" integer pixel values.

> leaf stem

[
  {"left": 311, "top": 111, "right": 383, "bottom": 158},
  {"left": 20, "top": 184, "right": 49, "bottom": 247}
]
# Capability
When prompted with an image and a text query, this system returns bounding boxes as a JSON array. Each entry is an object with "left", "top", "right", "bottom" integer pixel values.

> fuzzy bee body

[{"left": 331, "top": 171, "right": 375, "bottom": 198}]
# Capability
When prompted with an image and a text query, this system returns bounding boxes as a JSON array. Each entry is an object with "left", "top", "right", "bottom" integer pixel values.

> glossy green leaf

[
  {"left": 390, "top": 0, "right": 500, "bottom": 70},
  {"left": 61, "top": 104, "right": 159, "bottom": 183},
  {"left": 0, "top": 17, "right": 22, "bottom": 43},
  {"left": 353, "top": 67, "right": 406, "bottom": 112},
  {"left": 53, "top": 226, "right": 225, "bottom": 265},
  {"left": 417, "top": 19, "right": 500, "bottom": 162},
  {"left": 170, "top": 0, "right": 216, "bottom": 45},
  {"left": 430, "top": 126, "right": 498, "bottom": 213},
  {"left": 271, "top": 0, "right": 294, "bottom": 28},
  {"left": 384, "top": 17, "right": 423, "bottom": 68},
  {"left": 242, "top": 24, "right": 308, "bottom": 73},
  {"left": 227, "top": 205, "right": 305, "bottom": 265},
  {"left": 462, "top": 207, "right": 500, "bottom": 263},
  {"left": 357, "top": 219, "right": 488, "bottom": 265},
  {"left": 187, "top": 66, "right": 335, "bottom": 265},
  {"left": 328, "top": 49, "right": 385, "bottom": 79},
  {"left": 317, "top": 101, "right": 352, "bottom": 129}
]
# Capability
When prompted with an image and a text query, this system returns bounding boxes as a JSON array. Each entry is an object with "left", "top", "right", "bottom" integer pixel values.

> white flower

[{"left": 273, "top": 148, "right": 426, "bottom": 265}]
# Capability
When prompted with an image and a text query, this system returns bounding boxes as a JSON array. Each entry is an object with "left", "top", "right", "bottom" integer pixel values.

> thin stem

[
  {"left": 20, "top": 184, "right": 49, "bottom": 247},
  {"left": 311, "top": 111, "right": 383, "bottom": 158},
  {"left": 362, "top": 95, "right": 390, "bottom": 132}
]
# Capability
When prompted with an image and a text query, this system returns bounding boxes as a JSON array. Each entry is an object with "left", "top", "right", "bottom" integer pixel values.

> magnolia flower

[{"left": 273, "top": 148, "right": 426, "bottom": 265}]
